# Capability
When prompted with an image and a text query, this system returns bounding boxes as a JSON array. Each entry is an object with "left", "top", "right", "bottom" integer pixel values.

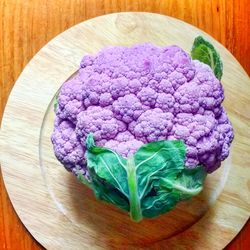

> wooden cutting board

[{"left": 0, "top": 13, "right": 249, "bottom": 250}]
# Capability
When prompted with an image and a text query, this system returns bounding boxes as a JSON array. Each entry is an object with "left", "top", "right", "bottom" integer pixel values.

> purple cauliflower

[{"left": 52, "top": 43, "right": 233, "bottom": 177}]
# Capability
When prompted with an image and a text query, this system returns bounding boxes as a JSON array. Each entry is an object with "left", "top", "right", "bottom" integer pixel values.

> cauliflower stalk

[{"left": 51, "top": 36, "right": 233, "bottom": 221}]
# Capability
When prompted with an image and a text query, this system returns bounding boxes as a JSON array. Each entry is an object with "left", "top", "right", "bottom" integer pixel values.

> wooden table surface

[{"left": 0, "top": 1, "right": 249, "bottom": 249}]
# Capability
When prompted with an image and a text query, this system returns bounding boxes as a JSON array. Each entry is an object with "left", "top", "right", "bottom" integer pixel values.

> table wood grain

[{"left": 0, "top": 1, "right": 249, "bottom": 249}]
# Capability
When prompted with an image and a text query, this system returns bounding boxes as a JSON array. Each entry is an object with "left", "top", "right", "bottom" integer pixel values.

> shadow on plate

[{"left": 66, "top": 171, "right": 210, "bottom": 248}]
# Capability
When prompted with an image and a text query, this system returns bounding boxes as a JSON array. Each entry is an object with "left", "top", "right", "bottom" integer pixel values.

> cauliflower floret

[
  {"left": 51, "top": 118, "right": 86, "bottom": 174},
  {"left": 104, "top": 132, "right": 143, "bottom": 157},
  {"left": 137, "top": 87, "right": 157, "bottom": 107},
  {"left": 75, "top": 106, "right": 126, "bottom": 143},
  {"left": 112, "top": 94, "right": 147, "bottom": 123},
  {"left": 174, "top": 64, "right": 224, "bottom": 116},
  {"left": 110, "top": 77, "right": 130, "bottom": 99},
  {"left": 57, "top": 78, "right": 85, "bottom": 123},
  {"left": 155, "top": 93, "right": 175, "bottom": 112},
  {"left": 129, "top": 109, "right": 174, "bottom": 143}
]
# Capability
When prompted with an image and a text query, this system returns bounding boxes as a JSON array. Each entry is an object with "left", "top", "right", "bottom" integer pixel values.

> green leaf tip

[
  {"left": 53, "top": 97, "right": 58, "bottom": 112},
  {"left": 191, "top": 35, "right": 223, "bottom": 80},
  {"left": 84, "top": 134, "right": 207, "bottom": 222},
  {"left": 53, "top": 90, "right": 60, "bottom": 113},
  {"left": 86, "top": 133, "right": 95, "bottom": 150}
]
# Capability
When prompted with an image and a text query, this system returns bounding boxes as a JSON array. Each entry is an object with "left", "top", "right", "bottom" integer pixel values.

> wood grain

[{"left": 0, "top": 1, "right": 249, "bottom": 250}]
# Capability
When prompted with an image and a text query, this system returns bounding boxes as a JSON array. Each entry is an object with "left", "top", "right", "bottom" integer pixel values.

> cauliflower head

[{"left": 52, "top": 43, "right": 233, "bottom": 177}]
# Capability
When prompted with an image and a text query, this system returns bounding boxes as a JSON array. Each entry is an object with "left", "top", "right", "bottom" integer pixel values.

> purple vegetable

[{"left": 51, "top": 43, "right": 233, "bottom": 177}]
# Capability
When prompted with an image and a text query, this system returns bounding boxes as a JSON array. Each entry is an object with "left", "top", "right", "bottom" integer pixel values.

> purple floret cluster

[{"left": 51, "top": 43, "right": 233, "bottom": 175}]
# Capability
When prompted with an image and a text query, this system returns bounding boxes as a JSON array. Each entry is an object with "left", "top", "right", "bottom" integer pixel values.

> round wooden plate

[{"left": 0, "top": 13, "right": 249, "bottom": 250}]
